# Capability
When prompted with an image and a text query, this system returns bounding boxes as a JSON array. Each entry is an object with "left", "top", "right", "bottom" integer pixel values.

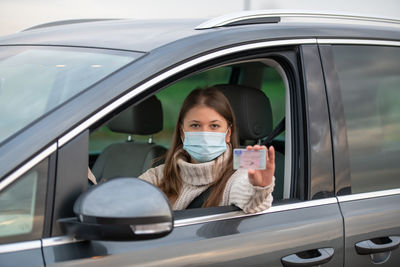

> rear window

[
  {"left": 331, "top": 45, "right": 400, "bottom": 193},
  {"left": 0, "top": 46, "right": 141, "bottom": 144}
]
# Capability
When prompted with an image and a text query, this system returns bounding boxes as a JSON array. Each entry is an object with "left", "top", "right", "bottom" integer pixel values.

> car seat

[
  {"left": 91, "top": 95, "right": 167, "bottom": 183},
  {"left": 214, "top": 84, "right": 285, "bottom": 200}
]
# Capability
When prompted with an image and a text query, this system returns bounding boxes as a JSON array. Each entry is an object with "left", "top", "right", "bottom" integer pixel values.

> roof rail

[
  {"left": 196, "top": 9, "right": 400, "bottom": 30},
  {"left": 22, "top": 19, "right": 121, "bottom": 32}
]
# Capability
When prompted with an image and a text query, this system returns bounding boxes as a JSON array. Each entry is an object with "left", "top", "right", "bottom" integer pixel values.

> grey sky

[{"left": 0, "top": 0, "right": 399, "bottom": 36}]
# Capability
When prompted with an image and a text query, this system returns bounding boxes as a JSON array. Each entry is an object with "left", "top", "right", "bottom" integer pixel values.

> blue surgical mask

[{"left": 183, "top": 131, "right": 227, "bottom": 163}]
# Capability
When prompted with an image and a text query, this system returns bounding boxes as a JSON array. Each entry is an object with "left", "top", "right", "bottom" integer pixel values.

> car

[{"left": 0, "top": 9, "right": 399, "bottom": 267}]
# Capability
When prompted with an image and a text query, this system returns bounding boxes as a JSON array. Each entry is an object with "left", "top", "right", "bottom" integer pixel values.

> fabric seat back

[
  {"left": 215, "top": 84, "right": 285, "bottom": 200},
  {"left": 92, "top": 95, "right": 167, "bottom": 183}
]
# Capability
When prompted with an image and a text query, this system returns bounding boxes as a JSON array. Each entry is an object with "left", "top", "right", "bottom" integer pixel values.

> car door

[
  {"left": 39, "top": 41, "right": 344, "bottom": 266},
  {"left": 320, "top": 40, "right": 400, "bottom": 266}
]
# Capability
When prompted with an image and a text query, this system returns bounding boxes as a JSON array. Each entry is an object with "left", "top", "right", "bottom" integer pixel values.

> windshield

[{"left": 0, "top": 46, "right": 141, "bottom": 144}]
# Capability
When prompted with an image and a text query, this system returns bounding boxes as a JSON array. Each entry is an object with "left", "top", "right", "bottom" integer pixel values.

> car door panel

[
  {"left": 339, "top": 194, "right": 400, "bottom": 266},
  {"left": 0, "top": 241, "right": 44, "bottom": 267},
  {"left": 43, "top": 200, "right": 343, "bottom": 266}
]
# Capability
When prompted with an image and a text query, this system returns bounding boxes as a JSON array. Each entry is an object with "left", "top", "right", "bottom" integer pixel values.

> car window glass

[
  {"left": 331, "top": 45, "right": 400, "bottom": 193},
  {"left": 0, "top": 158, "right": 48, "bottom": 244},
  {"left": 0, "top": 46, "right": 140, "bottom": 145}
]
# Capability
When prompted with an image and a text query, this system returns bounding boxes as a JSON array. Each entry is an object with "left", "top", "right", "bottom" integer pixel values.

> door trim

[
  {"left": 0, "top": 240, "right": 41, "bottom": 254},
  {"left": 0, "top": 143, "right": 56, "bottom": 192},
  {"left": 175, "top": 197, "right": 337, "bottom": 227},
  {"left": 317, "top": 39, "right": 400, "bottom": 46},
  {"left": 338, "top": 188, "right": 400, "bottom": 202},
  {"left": 42, "top": 236, "right": 82, "bottom": 247}
]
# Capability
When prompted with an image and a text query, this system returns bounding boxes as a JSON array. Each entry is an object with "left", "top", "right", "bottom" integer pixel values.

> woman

[{"left": 139, "top": 87, "right": 275, "bottom": 214}]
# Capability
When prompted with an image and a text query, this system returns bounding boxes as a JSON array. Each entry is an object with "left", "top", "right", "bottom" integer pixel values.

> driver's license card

[{"left": 233, "top": 149, "right": 266, "bottom": 170}]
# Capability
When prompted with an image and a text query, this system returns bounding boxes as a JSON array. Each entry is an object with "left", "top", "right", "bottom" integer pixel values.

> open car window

[
  {"left": 89, "top": 67, "right": 232, "bottom": 155},
  {"left": 88, "top": 58, "right": 290, "bottom": 216}
]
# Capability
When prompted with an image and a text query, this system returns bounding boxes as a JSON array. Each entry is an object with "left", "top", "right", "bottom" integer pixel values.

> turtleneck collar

[{"left": 177, "top": 146, "right": 231, "bottom": 186}]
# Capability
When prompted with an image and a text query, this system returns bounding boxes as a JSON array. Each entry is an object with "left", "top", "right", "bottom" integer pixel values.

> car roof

[
  {"left": 0, "top": 19, "right": 204, "bottom": 52},
  {"left": 0, "top": 10, "right": 399, "bottom": 52}
]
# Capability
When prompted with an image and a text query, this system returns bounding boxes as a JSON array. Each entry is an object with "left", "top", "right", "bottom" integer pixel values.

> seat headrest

[
  {"left": 214, "top": 84, "right": 272, "bottom": 141},
  {"left": 108, "top": 95, "right": 163, "bottom": 135}
]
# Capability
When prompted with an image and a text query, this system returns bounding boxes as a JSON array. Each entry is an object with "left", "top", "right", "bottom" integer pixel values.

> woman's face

[{"left": 181, "top": 105, "right": 231, "bottom": 143}]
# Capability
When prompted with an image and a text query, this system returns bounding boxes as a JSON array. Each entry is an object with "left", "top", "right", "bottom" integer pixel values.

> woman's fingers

[
  {"left": 246, "top": 145, "right": 275, "bottom": 187},
  {"left": 248, "top": 168, "right": 258, "bottom": 185},
  {"left": 247, "top": 145, "right": 268, "bottom": 150},
  {"left": 268, "top": 146, "right": 275, "bottom": 164},
  {"left": 248, "top": 169, "right": 255, "bottom": 176}
]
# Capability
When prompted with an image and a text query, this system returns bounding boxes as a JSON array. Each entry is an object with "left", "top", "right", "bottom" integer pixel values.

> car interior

[
  {"left": 91, "top": 95, "right": 167, "bottom": 183},
  {"left": 88, "top": 58, "right": 291, "bottom": 214}
]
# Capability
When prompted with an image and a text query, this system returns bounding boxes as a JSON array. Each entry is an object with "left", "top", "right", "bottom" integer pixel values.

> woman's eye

[
  {"left": 210, "top": 124, "right": 220, "bottom": 129},
  {"left": 190, "top": 124, "right": 200, "bottom": 128}
]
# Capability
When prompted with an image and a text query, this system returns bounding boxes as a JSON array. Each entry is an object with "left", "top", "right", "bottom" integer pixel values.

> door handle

[
  {"left": 281, "top": 248, "right": 334, "bottom": 267},
  {"left": 355, "top": 236, "right": 400, "bottom": 255}
]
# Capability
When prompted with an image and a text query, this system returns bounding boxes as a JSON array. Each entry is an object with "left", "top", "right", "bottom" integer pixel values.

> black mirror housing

[{"left": 59, "top": 178, "right": 173, "bottom": 241}]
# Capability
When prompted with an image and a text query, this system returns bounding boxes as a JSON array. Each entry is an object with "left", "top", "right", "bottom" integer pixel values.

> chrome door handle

[
  {"left": 355, "top": 236, "right": 400, "bottom": 255},
  {"left": 281, "top": 248, "right": 334, "bottom": 267}
]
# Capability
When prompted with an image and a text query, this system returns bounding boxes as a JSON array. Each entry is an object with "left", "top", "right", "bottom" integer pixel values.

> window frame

[
  {"left": 49, "top": 40, "right": 316, "bottom": 233},
  {"left": 86, "top": 46, "right": 308, "bottom": 220}
]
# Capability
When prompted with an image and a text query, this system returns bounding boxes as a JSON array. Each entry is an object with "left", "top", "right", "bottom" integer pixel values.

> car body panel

[
  {"left": 301, "top": 44, "right": 334, "bottom": 199},
  {"left": 339, "top": 194, "right": 400, "bottom": 266},
  {"left": 43, "top": 201, "right": 343, "bottom": 266},
  {"left": 52, "top": 131, "right": 89, "bottom": 236},
  {"left": 0, "top": 241, "right": 44, "bottom": 267},
  {"left": 318, "top": 44, "right": 352, "bottom": 196}
]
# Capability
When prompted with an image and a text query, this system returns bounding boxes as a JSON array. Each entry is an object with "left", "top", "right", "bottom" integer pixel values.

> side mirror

[{"left": 59, "top": 178, "right": 173, "bottom": 241}]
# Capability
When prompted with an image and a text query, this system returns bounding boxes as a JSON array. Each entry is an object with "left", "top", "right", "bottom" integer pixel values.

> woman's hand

[{"left": 247, "top": 145, "right": 275, "bottom": 187}]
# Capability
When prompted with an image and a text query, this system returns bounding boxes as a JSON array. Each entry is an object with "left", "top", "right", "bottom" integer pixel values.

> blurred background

[{"left": 1, "top": 0, "right": 399, "bottom": 37}]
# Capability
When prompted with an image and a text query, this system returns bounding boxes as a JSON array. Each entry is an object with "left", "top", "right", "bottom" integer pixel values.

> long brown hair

[{"left": 158, "top": 86, "right": 239, "bottom": 207}]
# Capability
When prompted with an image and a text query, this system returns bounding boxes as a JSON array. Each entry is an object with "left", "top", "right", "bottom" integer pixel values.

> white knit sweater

[{"left": 139, "top": 150, "right": 275, "bottom": 214}]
